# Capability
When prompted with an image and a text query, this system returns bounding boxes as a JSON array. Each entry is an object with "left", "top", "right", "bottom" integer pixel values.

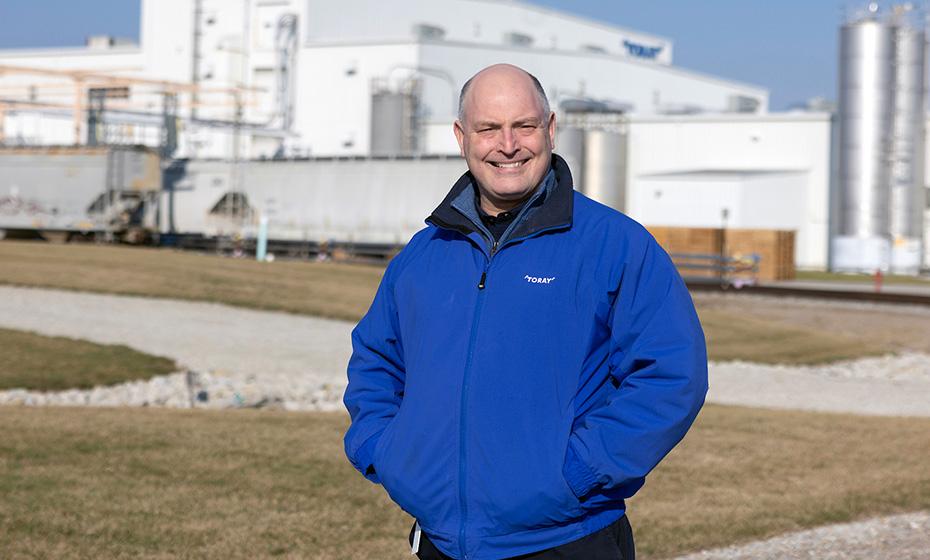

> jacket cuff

[
  {"left": 353, "top": 432, "right": 382, "bottom": 484},
  {"left": 563, "top": 440, "right": 600, "bottom": 500}
]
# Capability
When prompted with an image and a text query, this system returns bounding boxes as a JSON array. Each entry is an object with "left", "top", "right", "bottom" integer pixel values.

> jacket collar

[{"left": 426, "top": 154, "right": 574, "bottom": 243}]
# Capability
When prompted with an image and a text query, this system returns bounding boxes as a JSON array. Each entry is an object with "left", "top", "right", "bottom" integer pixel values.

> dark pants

[{"left": 410, "top": 515, "right": 635, "bottom": 560}]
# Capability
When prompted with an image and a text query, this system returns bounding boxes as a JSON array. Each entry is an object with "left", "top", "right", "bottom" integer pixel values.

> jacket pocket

[
  {"left": 372, "top": 413, "right": 450, "bottom": 526},
  {"left": 372, "top": 417, "right": 398, "bottom": 480},
  {"left": 471, "top": 432, "right": 585, "bottom": 535}
]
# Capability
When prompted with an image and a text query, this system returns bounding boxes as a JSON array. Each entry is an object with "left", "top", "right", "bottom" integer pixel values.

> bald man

[{"left": 344, "top": 64, "right": 707, "bottom": 560}]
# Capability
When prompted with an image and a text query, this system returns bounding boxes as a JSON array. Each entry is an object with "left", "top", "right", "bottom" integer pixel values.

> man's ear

[
  {"left": 547, "top": 111, "right": 556, "bottom": 151},
  {"left": 453, "top": 120, "right": 466, "bottom": 157}
]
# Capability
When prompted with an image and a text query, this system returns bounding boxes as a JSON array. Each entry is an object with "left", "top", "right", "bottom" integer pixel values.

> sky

[{"left": 0, "top": 0, "right": 848, "bottom": 110}]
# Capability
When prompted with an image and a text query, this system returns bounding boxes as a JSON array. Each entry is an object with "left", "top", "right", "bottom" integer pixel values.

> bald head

[{"left": 457, "top": 64, "right": 550, "bottom": 122}]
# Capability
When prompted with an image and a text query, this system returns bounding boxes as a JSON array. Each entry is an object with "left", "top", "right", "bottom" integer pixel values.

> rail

[{"left": 670, "top": 252, "right": 760, "bottom": 288}]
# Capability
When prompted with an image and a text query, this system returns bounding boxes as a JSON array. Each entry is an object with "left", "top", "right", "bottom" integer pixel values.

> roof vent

[
  {"left": 727, "top": 95, "right": 761, "bottom": 114},
  {"left": 504, "top": 32, "right": 534, "bottom": 48},
  {"left": 85, "top": 35, "right": 133, "bottom": 49},
  {"left": 413, "top": 23, "right": 446, "bottom": 41},
  {"left": 581, "top": 44, "right": 607, "bottom": 54}
]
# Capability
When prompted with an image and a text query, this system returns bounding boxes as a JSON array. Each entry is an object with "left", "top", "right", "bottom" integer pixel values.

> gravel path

[
  {"left": 3, "top": 285, "right": 930, "bottom": 416},
  {"left": 3, "top": 285, "right": 930, "bottom": 557},
  {"left": 707, "top": 354, "right": 930, "bottom": 417},
  {"left": 672, "top": 510, "right": 930, "bottom": 560},
  {"left": 0, "top": 285, "right": 352, "bottom": 410}
]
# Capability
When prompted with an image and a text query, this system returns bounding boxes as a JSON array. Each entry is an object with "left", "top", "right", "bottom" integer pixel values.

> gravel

[
  {"left": 3, "top": 285, "right": 930, "bottom": 416},
  {"left": 707, "top": 353, "right": 930, "bottom": 417},
  {"left": 0, "top": 285, "right": 353, "bottom": 411},
  {"left": 672, "top": 510, "right": 930, "bottom": 560}
]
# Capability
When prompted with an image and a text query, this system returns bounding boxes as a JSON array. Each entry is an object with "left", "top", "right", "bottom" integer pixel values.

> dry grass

[
  {"left": 695, "top": 307, "right": 888, "bottom": 364},
  {"left": 0, "top": 240, "right": 383, "bottom": 322},
  {"left": 694, "top": 292, "right": 930, "bottom": 356},
  {"left": 1, "top": 406, "right": 928, "bottom": 559},
  {"left": 632, "top": 405, "right": 930, "bottom": 557},
  {"left": 796, "top": 269, "right": 930, "bottom": 286},
  {"left": 0, "top": 240, "right": 896, "bottom": 366},
  {"left": 0, "top": 328, "right": 177, "bottom": 391}
]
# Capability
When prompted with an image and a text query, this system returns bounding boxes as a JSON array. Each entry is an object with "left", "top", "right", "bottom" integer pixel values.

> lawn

[
  {"left": 0, "top": 328, "right": 176, "bottom": 391},
  {"left": 0, "top": 240, "right": 383, "bottom": 322},
  {"left": 0, "top": 240, "right": 894, "bottom": 366},
  {"left": 796, "top": 269, "right": 930, "bottom": 286},
  {"left": 1, "top": 406, "right": 928, "bottom": 559}
]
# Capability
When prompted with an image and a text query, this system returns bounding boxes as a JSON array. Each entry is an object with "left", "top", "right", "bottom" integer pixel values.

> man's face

[{"left": 454, "top": 69, "right": 556, "bottom": 212}]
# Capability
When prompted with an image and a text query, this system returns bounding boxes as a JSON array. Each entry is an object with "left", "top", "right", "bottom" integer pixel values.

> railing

[{"left": 670, "top": 252, "right": 760, "bottom": 288}]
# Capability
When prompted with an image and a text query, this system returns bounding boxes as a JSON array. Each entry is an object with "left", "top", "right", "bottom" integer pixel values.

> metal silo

[
  {"left": 370, "top": 80, "right": 420, "bottom": 156},
  {"left": 554, "top": 126, "right": 585, "bottom": 190},
  {"left": 582, "top": 129, "right": 627, "bottom": 211},
  {"left": 889, "top": 13, "right": 926, "bottom": 274},
  {"left": 833, "top": 12, "right": 897, "bottom": 272}
]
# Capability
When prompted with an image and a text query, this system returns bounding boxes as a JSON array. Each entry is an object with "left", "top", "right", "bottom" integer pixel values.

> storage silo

[
  {"left": 554, "top": 126, "right": 585, "bottom": 190},
  {"left": 582, "top": 129, "right": 627, "bottom": 211},
  {"left": 889, "top": 16, "right": 926, "bottom": 274},
  {"left": 370, "top": 81, "right": 420, "bottom": 156},
  {"left": 832, "top": 12, "right": 897, "bottom": 272}
]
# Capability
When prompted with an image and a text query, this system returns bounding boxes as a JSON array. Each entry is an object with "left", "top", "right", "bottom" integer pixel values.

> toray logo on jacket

[{"left": 524, "top": 275, "right": 556, "bottom": 284}]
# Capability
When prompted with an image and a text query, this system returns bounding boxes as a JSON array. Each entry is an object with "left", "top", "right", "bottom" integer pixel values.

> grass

[
  {"left": 796, "top": 269, "right": 930, "bottom": 286},
  {"left": 696, "top": 307, "right": 887, "bottom": 364},
  {"left": 0, "top": 328, "right": 177, "bottom": 391},
  {"left": 0, "top": 405, "right": 928, "bottom": 559},
  {"left": 0, "top": 240, "right": 384, "bottom": 322},
  {"left": 0, "top": 240, "right": 894, "bottom": 366}
]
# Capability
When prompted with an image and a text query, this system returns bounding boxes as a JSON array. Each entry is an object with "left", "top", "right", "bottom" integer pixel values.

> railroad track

[{"left": 686, "top": 281, "right": 930, "bottom": 307}]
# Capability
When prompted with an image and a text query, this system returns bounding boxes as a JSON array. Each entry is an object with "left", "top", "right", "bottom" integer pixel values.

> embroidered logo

[{"left": 524, "top": 275, "right": 556, "bottom": 284}]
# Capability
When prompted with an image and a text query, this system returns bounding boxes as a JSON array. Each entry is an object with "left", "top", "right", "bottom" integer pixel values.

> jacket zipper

[
  {"left": 477, "top": 242, "right": 497, "bottom": 289},
  {"left": 458, "top": 239, "right": 497, "bottom": 559},
  {"left": 458, "top": 224, "right": 563, "bottom": 557}
]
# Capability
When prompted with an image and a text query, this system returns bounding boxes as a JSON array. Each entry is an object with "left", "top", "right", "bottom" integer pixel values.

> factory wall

[
  {"left": 288, "top": 38, "right": 766, "bottom": 158},
  {"left": 139, "top": 0, "right": 197, "bottom": 85},
  {"left": 292, "top": 43, "right": 420, "bottom": 156},
  {"left": 625, "top": 113, "right": 832, "bottom": 270},
  {"left": 303, "top": 0, "right": 673, "bottom": 64}
]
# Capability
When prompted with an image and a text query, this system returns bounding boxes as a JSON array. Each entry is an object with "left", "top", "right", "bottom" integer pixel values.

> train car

[
  {"left": 160, "top": 155, "right": 466, "bottom": 257},
  {"left": 0, "top": 146, "right": 161, "bottom": 243}
]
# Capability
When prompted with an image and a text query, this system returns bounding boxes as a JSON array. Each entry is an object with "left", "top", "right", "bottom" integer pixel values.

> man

[{"left": 344, "top": 63, "right": 707, "bottom": 560}]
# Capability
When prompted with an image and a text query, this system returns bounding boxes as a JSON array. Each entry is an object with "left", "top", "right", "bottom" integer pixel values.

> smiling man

[{"left": 344, "top": 64, "right": 708, "bottom": 560}]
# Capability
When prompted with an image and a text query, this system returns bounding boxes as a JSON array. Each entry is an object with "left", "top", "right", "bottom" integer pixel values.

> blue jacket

[{"left": 344, "top": 155, "right": 707, "bottom": 559}]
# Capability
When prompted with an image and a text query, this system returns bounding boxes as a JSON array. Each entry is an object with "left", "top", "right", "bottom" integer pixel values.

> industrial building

[{"left": 0, "top": 0, "right": 927, "bottom": 274}]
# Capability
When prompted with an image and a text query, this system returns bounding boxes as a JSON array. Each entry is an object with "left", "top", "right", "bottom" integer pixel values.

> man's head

[{"left": 454, "top": 64, "right": 556, "bottom": 214}]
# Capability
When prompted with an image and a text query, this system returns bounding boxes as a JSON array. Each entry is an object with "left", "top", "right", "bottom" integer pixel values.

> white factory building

[
  {"left": 0, "top": 0, "right": 768, "bottom": 157},
  {"left": 0, "top": 0, "right": 927, "bottom": 272}
]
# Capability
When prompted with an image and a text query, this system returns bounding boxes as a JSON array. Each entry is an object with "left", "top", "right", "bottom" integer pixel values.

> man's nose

[{"left": 499, "top": 128, "right": 518, "bottom": 154}]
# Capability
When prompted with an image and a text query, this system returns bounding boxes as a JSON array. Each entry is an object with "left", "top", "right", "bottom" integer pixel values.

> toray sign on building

[{"left": 623, "top": 40, "right": 664, "bottom": 60}]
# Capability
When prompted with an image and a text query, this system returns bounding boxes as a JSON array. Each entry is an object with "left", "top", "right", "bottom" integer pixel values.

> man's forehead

[{"left": 463, "top": 73, "right": 543, "bottom": 121}]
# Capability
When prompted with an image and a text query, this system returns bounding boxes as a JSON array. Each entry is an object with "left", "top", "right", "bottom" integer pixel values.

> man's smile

[{"left": 489, "top": 160, "right": 529, "bottom": 169}]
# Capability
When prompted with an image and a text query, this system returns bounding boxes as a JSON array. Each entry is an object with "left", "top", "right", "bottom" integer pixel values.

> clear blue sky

[{"left": 0, "top": 0, "right": 844, "bottom": 110}]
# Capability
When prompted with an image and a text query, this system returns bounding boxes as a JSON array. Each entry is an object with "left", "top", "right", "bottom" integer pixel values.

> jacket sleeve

[
  {"left": 562, "top": 235, "right": 708, "bottom": 500},
  {"left": 343, "top": 257, "right": 406, "bottom": 484}
]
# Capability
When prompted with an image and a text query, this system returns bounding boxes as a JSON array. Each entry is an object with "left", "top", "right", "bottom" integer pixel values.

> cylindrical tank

[
  {"left": 581, "top": 129, "right": 626, "bottom": 212},
  {"left": 889, "top": 22, "right": 926, "bottom": 273},
  {"left": 370, "top": 85, "right": 418, "bottom": 156},
  {"left": 833, "top": 16, "right": 897, "bottom": 272},
  {"left": 554, "top": 126, "right": 585, "bottom": 189}
]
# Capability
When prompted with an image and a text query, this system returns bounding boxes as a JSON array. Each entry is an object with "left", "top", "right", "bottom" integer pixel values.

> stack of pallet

[{"left": 647, "top": 226, "right": 795, "bottom": 282}]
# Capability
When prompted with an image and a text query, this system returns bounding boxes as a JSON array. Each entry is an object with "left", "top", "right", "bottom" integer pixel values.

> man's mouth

[{"left": 489, "top": 160, "right": 528, "bottom": 168}]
